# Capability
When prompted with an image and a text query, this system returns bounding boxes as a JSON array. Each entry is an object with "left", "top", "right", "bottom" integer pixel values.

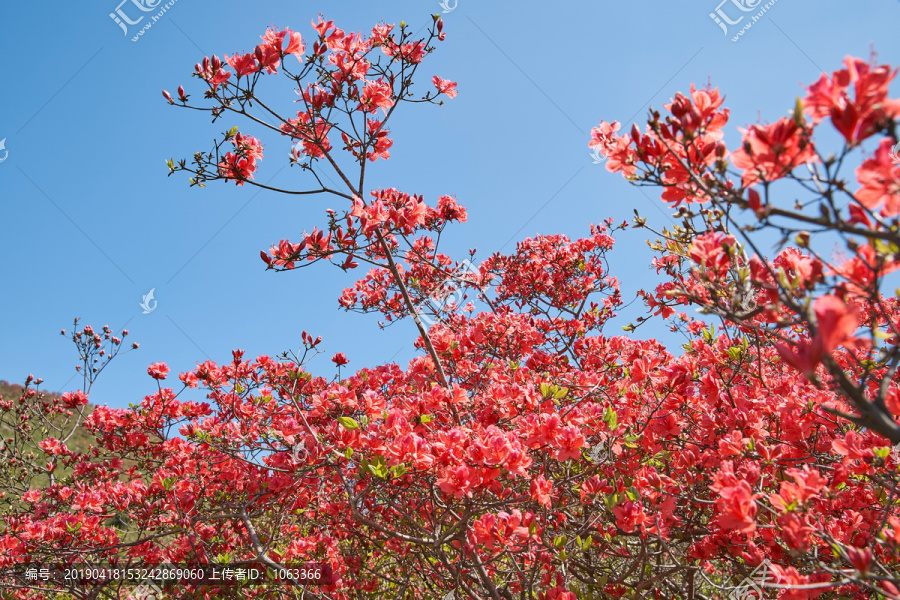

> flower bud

[{"left": 631, "top": 123, "right": 641, "bottom": 143}]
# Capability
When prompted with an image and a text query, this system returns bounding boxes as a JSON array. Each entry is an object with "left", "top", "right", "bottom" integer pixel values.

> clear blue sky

[{"left": 1, "top": 0, "right": 898, "bottom": 409}]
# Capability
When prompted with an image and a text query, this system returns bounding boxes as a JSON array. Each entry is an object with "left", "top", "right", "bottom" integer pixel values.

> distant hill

[
  {"left": 0, "top": 379, "right": 97, "bottom": 449},
  {"left": 0, "top": 379, "right": 99, "bottom": 495}
]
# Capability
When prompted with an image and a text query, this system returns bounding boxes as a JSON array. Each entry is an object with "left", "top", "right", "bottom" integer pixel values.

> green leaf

[
  {"left": 604, "top": 407, "right": 618, "bottom": 431},
  {"left": 420, "top": 414, "right": 435, "bottom": 424},
  {"left": 540, "top": 383, "right": 551, "bottom": 398},
  {"left": 365, "top": 455, "right": 388, "bottom": 479},
  {"left": 605, "top": 493, "right": 617, "bottom": 510},
  {"left": 345, "top": 447, "right": 354, "bottom": 459},
  {"left": 553, "top": 535, "right": 567, "bottom": 548},
  {"left": 553, "top": 387, "right": 568, "bottom": 399},
  {"left": 337, "top": 416, "right": 359, "bottom": 430},
  {"left": 874, "top": 238, "right": 900, "bottom": 256}
]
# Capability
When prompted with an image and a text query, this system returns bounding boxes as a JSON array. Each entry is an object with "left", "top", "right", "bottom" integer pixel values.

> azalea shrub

[{"left": 1, "top": 13, "right": 900, "bottom": 600}]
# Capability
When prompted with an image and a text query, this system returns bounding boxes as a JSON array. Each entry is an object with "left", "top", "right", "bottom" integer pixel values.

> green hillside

[{"left": 0, "top": 379, "right": 99, "bottom": 510}]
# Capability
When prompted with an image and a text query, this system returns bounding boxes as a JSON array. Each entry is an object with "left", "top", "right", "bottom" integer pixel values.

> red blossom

[
  {"left": 775, "top": 295, "right": 859, "bottom": 378},
  {"left": 147, "top": 362, "right": 170, "bottom": 380},
  {"left": 730, "top": 117, "right": 817, "bottom": 186},
  {"left": 854, "top": 138, "right": 900, "bottom": 217},
  {"left": 804, "top": 55, "right": 900, "bottom": 144},
  {"left": 432, "top": 76, "right": 458, "bottom": 99},
  {"left": 359, "top": 78, "right": 394, "bottom": 114}
]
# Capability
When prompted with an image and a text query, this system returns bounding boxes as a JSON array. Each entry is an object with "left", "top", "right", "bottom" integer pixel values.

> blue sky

[{"left": 1, "top": 0, "right": 898, "bottom": 409}]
